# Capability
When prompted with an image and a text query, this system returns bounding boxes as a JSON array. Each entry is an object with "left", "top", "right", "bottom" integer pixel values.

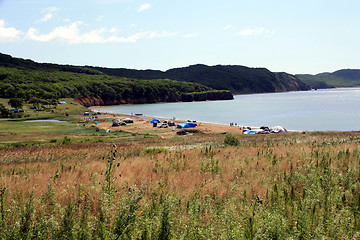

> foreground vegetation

[{"left": 1, "top": 111, "right": 360, "bottom": 239}]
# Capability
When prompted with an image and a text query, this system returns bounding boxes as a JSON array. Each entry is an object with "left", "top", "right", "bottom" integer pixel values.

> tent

[
  {"left": 177, "top": 122, "right": 196, "bottom": 129},
  {"left": 112, "top": 119, "right": 120, "bottom": 126},
  {"left": 270, "top": 126, "right": 287, "bottom": 133},
  {"left": 242, "top": 129, "right": 263, "bottom": 134},
  {"left": 150, "top": 119, "right": 161, "bottom": 123}
]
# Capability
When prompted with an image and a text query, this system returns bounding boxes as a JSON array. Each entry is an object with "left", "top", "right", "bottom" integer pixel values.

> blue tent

[
  {"left": 242, "top": 129, "right": 263, "bottom": 134},
  {"left": 177, "top": 122, "right": 196, "bottom": 129},
  {"left": 150, "top": 119, "right": 161, "bottom": 123}
]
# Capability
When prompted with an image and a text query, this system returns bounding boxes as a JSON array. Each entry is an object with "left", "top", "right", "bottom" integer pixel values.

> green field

[{"left": 0, "top": 98, "right": 158, "bottom": 148}]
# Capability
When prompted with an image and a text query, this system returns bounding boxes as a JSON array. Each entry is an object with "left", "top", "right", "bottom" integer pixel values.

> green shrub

[
  {"left": 143, "top": 148, "right": 168, "bottom": 155},
  {"left": 62, "top": 136, "right": 71, "bottom": 145},
  {"left": 224, "top": 134, "right": 239, "bottom": 146}
]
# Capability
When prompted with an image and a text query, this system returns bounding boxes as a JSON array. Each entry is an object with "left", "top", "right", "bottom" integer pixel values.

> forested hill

[
  {"left": 0, "top": 53, "right": 233, "bottom": 107},
  {"left": 0, "top": 52, "right": 310, "bottom": 109},
  {"left": 0, "top": 52, "right": 103, "bottom": 75},
  {"left": 91, "top": 64, "right": 310, "bottom": 94},
  {"left": 297, "top": 69, "right": 360, "bottom": 89}
]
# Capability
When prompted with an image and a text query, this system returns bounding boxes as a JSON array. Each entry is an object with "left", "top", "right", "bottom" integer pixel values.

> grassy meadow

[{"left": 1, "top": 99, "right": 360, "bottom": 239}]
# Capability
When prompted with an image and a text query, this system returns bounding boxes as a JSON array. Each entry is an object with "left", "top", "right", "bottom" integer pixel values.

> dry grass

[
  {"left": 1, "top": 134, "right": 360, "bottom": 238},
  {"left": 2, "top": 131, "right": 360, "bottom": 208}
]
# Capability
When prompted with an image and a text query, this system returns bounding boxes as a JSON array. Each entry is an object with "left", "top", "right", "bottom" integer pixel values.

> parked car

[
  {"left": 158, "top": 123, "right": 168, "bottom": 128},
  {"left": 177, "top": 130, "right": 187, "bottom": 135},
  {"left": 123, "top": 118, "right": 134, "bottom": 123}
]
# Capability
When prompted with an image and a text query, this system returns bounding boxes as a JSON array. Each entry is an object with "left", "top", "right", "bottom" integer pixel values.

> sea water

[{"left": 91, "top": 88, "right": 360, "bottom": 131}]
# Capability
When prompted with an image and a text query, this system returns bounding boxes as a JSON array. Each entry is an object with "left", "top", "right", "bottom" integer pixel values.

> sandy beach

[{"left": 87, "top": 107, "right": 243, "bottom": 138}]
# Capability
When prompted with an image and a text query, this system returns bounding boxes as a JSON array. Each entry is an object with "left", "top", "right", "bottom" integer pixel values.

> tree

[
  {"left": 0, "top": 104, "right": 10, "bottom": 118},
  {"left": 29, "top": 97, "right": 40, "bottom": 109},
  {"left": 8, "top": 98, "right": 23, "bottom": 109}
]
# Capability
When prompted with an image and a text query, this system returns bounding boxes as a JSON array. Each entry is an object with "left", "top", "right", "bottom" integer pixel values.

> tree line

[{"left": 0, "top": 66, "right": 232, "bottom": 109}]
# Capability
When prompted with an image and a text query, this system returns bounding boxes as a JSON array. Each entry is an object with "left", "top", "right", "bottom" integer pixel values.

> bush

[
  {"left": 62, "top": 136, "right": 71, "bottom": 145},
  {"left": 224, "top": 134, "right": 239, "bottom": 146},
  {"left": 8, "top": 98, "right": 23, "bottom": 109},
  {"left": 0, "top": 104, "right": 10, "bottom": 118}
]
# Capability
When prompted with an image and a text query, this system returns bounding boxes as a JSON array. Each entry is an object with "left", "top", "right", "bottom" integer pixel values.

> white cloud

[
  {"left": 107, "top": 32, "right": 146, "bottom": 43},
  {"left": 0, "top": 20, "right": 22, "bottom": 42},
  {"left": 148, "top": 31, "right": 176, "bottom": 39},
  {"left": 40, "top": 13, "right": 53, "bottom": 22},
  {"left": 237, "top": 27, "right": 274, "bottom": 37},
  {"left": 110, "top": 27, "right": 118, "bottom": 33},
  {"left": 24, "top": 21, "right": 163, "bottom": 44},
  {"left": 237, "top": 28, "right": 265, "bottom": 36},
  {"left": 39, "top": 7, "right": 59, "bottom": 22},
  {"left": 183, "top": 33, "right": 198, "bottom": 38},
  {"left": 43, "top": 7, "right": 59, "bottom": 13},
  {"left": 138, "top": 3, "right": 151, "bottom": 12},
  {"left": 224, "top": 25, "right": 232, "bottom": 30}
]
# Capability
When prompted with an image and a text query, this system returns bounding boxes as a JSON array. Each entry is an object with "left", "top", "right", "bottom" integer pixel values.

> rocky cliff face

[
  {"left": 75, "top": 90, "right": 234, "bottom": 107},
  {"left": 75, "top": 97, "right": 108, "bottom": 107},
  {"left": 75, "top": 97, "right": 151, "bottom": 106}
]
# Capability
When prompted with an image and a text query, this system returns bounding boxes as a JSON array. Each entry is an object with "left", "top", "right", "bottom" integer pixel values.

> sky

[{"left": 0, "top": 0, "right": 359, "bottom": 74}]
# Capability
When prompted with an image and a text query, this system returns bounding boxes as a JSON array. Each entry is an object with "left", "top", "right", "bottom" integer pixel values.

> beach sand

[{"left": 85, "top": 109, "right": 243, "bottom": 138}]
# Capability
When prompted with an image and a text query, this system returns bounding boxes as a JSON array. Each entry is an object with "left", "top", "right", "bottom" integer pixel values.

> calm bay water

[{"left": 92, "top": 88, "right": 360, "bottom": 131}]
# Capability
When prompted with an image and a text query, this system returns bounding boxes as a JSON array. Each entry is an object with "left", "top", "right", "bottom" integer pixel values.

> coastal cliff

[{"left": 75, "top": 90, "right": 234, "bottom": 107}]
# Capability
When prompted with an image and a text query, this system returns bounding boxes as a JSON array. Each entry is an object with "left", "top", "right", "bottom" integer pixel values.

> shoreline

[
  {"left": 88, "top": 88, "right": 360, "bottom": 132},
  {"left": 87, "top": 107, "right": 245, "bottom": 138}
]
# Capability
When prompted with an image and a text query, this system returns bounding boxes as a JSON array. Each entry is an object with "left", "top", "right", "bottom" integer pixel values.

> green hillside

[
  {"left": 92, "top": 64, "right": 310, "bottom": 94},
  {"left": 297, "top": 69, "right": 360, "bottom": 89},
  {"left": 0, "top": 53, "right": 233, "bottom": 108},
  {"left": 0, "top": 51, "right": 314, "bottom": 112}
]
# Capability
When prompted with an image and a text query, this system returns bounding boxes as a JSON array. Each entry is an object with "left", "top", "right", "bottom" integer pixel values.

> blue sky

[{"left": 0, "top": 0, "right": 359, "bottom": 74}]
